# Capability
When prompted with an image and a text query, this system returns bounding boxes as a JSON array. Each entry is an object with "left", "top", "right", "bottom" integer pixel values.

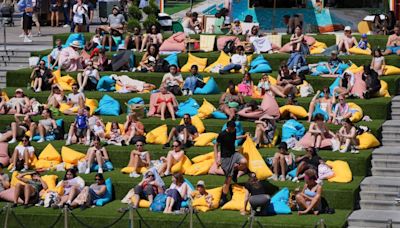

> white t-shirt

[
  {"left": 231, "top": 54, "right": 247, "bottom": 65},
  {"left": 162, "top": 73, "right": 183, "bottom": 87},
  {"left": 15, "top": 145, "right": 35, "bottom": 158},
  {"left": 67, "top": 92, "right": 85, "bottom": 106},
  {"left": 73, "top": 4, "right": 88, "bottom": 24},
  {"left": 84, "top": 68, "right": 98, "bottom": 80}
]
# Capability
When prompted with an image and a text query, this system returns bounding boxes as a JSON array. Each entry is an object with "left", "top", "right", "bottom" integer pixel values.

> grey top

[{"left": 108, "top": 14, "right": 125, "bottom": 28}]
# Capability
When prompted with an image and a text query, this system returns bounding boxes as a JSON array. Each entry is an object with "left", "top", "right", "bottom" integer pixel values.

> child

[
  {"left": 238, "top": 72, "right": 254, "bottom": 96},
  {"left": 228, "top": 18, "right": 242, "bottom": 35},
  {"left": 257, "top": 73, "right": 270, "bottom": 96},
  {"left": 371, "top": 48, "right": 385, "bottom": 76},
  {"left": 93, "top": 120, "right": 105, "bottom": 141},
  {"left": 107, "top": 122, "right": 124, "bottom": 146},
  {"left": 357, "top": 33, "right": 369, "bottom": 50},
  {"left": 75, "top": 107, "right": 90, "bottom": 145}
]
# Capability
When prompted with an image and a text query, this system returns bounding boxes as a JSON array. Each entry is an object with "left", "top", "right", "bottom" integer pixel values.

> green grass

[{"left": 164, "top": 0, "right": 203, "bottom": 15}]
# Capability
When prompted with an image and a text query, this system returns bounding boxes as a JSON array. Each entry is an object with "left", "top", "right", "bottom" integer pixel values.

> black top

[
  {"left": 35, "top": 68, "right": 53, "bottom": 81},
  {"left": 176, "top": 124, "right": 198, "bottom": 135},
  {"left": 217, "top": 130, "right": 236, "bottom": 158},
  {"left": 302, "top": 154, "right": 322, "bottom": 168},
  {"left": 245, "top": 181, "right": 269, "bottom": 196}
]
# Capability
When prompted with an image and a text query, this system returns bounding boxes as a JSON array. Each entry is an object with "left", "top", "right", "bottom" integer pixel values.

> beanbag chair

[
  {"left": 0, "top": 143, "right": 9, "bottom": 167},
  {"left": 279, "top": 105, "right": 308, "bottom": 119},
  {"left": 95, "top": 94, "right": 121, "bottom": 116},
  {"left": 91, "top": 161, "right": 114, "bottom": 172},
  {"left": 204, "top": 52, "right": 230, "bottom": 73},
  {"left": 95, "top": 178, "right": 113, "bottom": 206},
  {"left": 40, "top": 175, "right": 61, "bottom": 197},
  {"left": 105, "top": 122, "right": 125, "bottom": 138},
  {"left": 267, "top": 188, "right": 291, "bottom": 214},
  {"left": 159, "top": 32, "right": 186, "bottom": 52},
  {"left": 179, "top": 115, "right": 205, "bottom": 134},
  {"left": 350, "top": 72, "right": 367, "bottom": 98},
  {"left": 192, "top": 187, "right": 222, "bottom": 212},
  {"left": 176, "top": 98, "right": 199, "bottom": 117},
  {"left": 374, "top": 80, "right": 390, "bottom": 98},
  {"left": 35, "top": 144, "right": 62, "bottom": 170},
  {"left": 11, "top": 171, "right": 31, "bottom": 187},
  {"left": 164, "top": 53, "right": 179, "bottom": 67},
  {"left": 131, "top": 198, "right": 151, "bottom": 208},
  {"left": 197, "top": 99, "right": 216, "bottom": 119},
  {"left": 185, "top": 158, "right": 214, "bottom": 176},
  {"left": 221, "top": 121, "right": 245, "bottom": 147},
  {"left": 61, "top": 146, "right": 86, "bottom": 168},
  {"left": 347, "top": 64, "right": 364, "bottom": 74},
  {"left": 121, "top": 166, "right": 148, "bottom": 174},
  {"left": 312, "top": 102, "right": 330, "bottom": 121},
  {"left": 348, "top": 46, "right": 372, "bottom": 55},
  {"left": 62, "top": 33, "right": 85, "bottom": 48},
  {"left": 0, "top": 188, "right": 23, "bottom": 203},
  {"left": 310, "top": 41, "right": 327, "bottom": 55},
  {"left": 146, "top": 125, "right": 168, "bottom": 145},
  {"left": 299, "top": 132, "right": 332, "bottom": 149},
  {"left": 212, "top": 110, "right": 228, "bottom": 119},
  {"left": 221, "top": 184, "right": 250, "bottom": 211},
  {"left": 357, "top": 132, "right": 380, "bottom": 149},
  {"left": 192, "top": 152, "right": 214, "bottom": 163},
  {"left": 96, "top": 76, "right": 116, "bottom": 92},
  {"left": 240, "top": 137, "right": 273, "bottom": 180},
  {"left": 249, "top": 55, "right": 272, "bottom": 73},
  {"left": 53, "top": 70, "right": 76, "bottom": 91},
  {"left": 194, "top": 133, "right": 218, "bottom": 146},
  {"left": 171, "top": 155, "right": 192, "bottom": 174},
  {"left": 383, "top": 65, "right": 400, "bottom": 75},
  {"left": 85, "top": 99, "right": 98, "bottom": 115},
  {"left": 326, "top": 160, "right": 352, "bottom": 183},
  {"left": 194, "top": 77, "right": 220, "bottom": 94},
  {"left": 348, "top": 102, "right": 363, "bottom": 123},
  {"left": 216, "top": 36, "right": 241, "bottom": 51},
  {"left": 282, "top": 119, "right": 306, "bottom": 142},
  {"left": 180, "top": 54, "right": 207, "bottom": 73}
]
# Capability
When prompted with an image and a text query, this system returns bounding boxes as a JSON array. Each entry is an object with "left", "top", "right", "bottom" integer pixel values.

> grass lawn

[{"left": 164, "top": 0, "right": 203, "bottom": 15}]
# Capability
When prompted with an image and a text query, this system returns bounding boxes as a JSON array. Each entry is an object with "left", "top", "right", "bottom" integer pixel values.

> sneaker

[
  {"left": 339, "top": 148, "right": 347, "bottom": 153},
  {"left": 35, "top": 200, "right": 44, "bottom": 207},
  {"left": 162, "top": 143, "right": 170, "bottom": 149},
  {"left": 351, "top": 148, "right": 359, "bottom": 154},
  {"left": 84, "top": 168, "right": 90, "bottom": 174},
  {"left": 20, "top": 168, "right": 28, "bottom": 172},
  {"left": 292, "top": 177, "right": 299, "bottom": 183},
  {"left": 37, "top": 32, "right": 42, "bottom": 37},
  {"left": 188, "top": 90, "right": 193, "bottom": 96},
  {"left": 37, "top": 138, "right": 45, "bottom": 143},
  {"left": 182, "top": 90, "right": 187, "bottom": 96},
  {"left": 164, "top": 171, "right": 170, "bottom": 176},
  {"left": 63, "top": 24, "right": 70, "bottom": 28},
  {"left": 24, "top": 37, "right": 32, "bottom": 43},
  {"left": 98, "top": 167, "right": 103, "bottom": 174},
  {"left": 129, "top": 172, "right": 140, "bottom": 178},
  {"left": 66, "top": 139, "right": 71, "bottom": 146},
  {"left": 9, "top": 167, "right": 15, "bottom": 173},
  {"left": 268, "top": 174, "right": 278, "bottom": 181},
  {"left": 8, "top": 138, "right": 17, "bottom": 144},
  {"left": 35, "top": 88, "right": 41, "bottom": 93}
]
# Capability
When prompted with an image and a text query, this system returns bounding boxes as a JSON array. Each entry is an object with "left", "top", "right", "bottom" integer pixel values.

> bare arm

[{"left": 214, "top": 142, "right": 220, "bottom": 165}]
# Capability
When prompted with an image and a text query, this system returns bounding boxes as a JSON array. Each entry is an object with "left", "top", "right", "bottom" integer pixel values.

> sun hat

[
  {"left": 196, "top": 180, "right": 205, "bottom": 187},
  {"left": 70, "top": 40, "right": 81, "bottom": 48},
  {"left": 344, "top": 26, "right": 351, "bottom": 31}
]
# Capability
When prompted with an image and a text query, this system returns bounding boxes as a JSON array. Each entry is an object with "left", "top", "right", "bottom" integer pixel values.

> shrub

[{"left": 127, "top": 19, "right": 141, "bottom": 32}]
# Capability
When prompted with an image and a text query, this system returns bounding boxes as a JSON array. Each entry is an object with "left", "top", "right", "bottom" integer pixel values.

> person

[
  {"left": 321, "top": 50, "right": 344, "bottom": 76},
  {"left": 62, "top": 0, "right": 70, "bottom": 28},
  {"left": 153, "top": 86, "right": 178, "bottom": 121},
  {"left": 274, "top": 64, "right": 303, "bottom": 98},
  {"left": 246, "top": 26, "right": 272, "bottom": 53},
  {"left": 140, "top": 25, "right": 163, "bottom": 52},
  {"left": 332, "top": 95, "right": 352, "bottom": 125},
  {"left": 130, "top": 170, "right": 163, "bottom": 208},
  {"left": 269, "top": 142, "right": 294, "bottom": 181},
  {"left": 362, "top": 65, "right": 381, "bottom": 99},
  {"left": 50, "top": 0, "right": 61, "bottom": 27},
  {"left": 372, "top": 14, "right": 387, "bottom": 35},
  {"left": 85, "top": 137, "right": 110, "bottom": 174},
  {"left": 0, "top": 114, "right": 33, "bottom": 143},
  {"left": 74, "top": 107, "right": 90, "bottom": 145},
  {"left": 0, "top": 171, "right": 10, "bottom": 195},
  {"left": 112, "top": 74, "right": 155, "bottom": 93},
  {"left": 357, "top": 34, "right": 369, "bottom": 50},
  {"left": 100, "top": 6, "right": 126, "bottom": 53},
  {"left": 29, "top": 109, "right": 58, "bottom": 143},
  {"left": 292, "top": 147, "right": 324, "bottom": 182},
  {"left": 164, "top": 173, "right": 189, "bottom": 213},
  {"left": 371, "top": 48, "right": 385, "bottom": 76},
  {"left": 307, "top": 88, "right": 334, "bottom": 122},
  {"left": 63, "top": 84, "right": 86, "bottom": 115},
  {"left": 126, "top": 141, "right": 150, "bottom": 178},
  {"left": 238, "top": 72, "right": 254, "bottom": 97},
  {"left": 296, "top": 169, "right": 323, "bottom": 215},
  {"left": 92, "top": 119, "right": 105, "bottom": 140},
  {"left": 92, "top": 48, "right": 109, "bottom": 71},
  {"left": 182, "top": 65, "right": 204, "bottom": 96},
  {"left": 138, "top": 44, "right": 160, "bottom": 72},
  {"left": 191, "top": 180, "right": 214, "bottom": 208},
  {"left": 66, "top": 106, "right": 101, "bottom": 145},
  {"left": 12, "top": 171, "right": 48, "bottom": 208},
  {"left": 337, "top": 26, "right": 358, "bottom": 55},
  {"left": 9, "top": 136, "right": 35, "bottom": 172},
  {"left": 47, "top": 84, "right": 65, "bottom": 109},
  {"left": 124, "top": 26, "right": 143, "bottom": 51},
  {"left": 214, "top": 120, "right": 247, "bottom": 206},
  {"left": 253, "top": 117, "right": 276, "bottom": 149},
  {"left": 337, "top": 118, "right": 359, "bottom": 153},
  {"left": 30, "top": 60, "right": 55, "bottom": 92},
  {"left": 219, "top": 83, "right": 244, "bottom": 120},
  {"left": 333, "top": 71, "right": 355, "bottom": 97},
  {"left": 17, "top": 0, "right": 34, "bottom": 42},
  {"left": 289, "top": 25, "right": 305, "bottom": 53},
  {"left": 30, "top": 0, "right": 41, "bottom": 36},
  {"left": 309, "top": 113, "right": 336, "bottom": 148},
  {"left": 51, "top": 168, "right": 85, "bottom": 209},
  {"left": 123, "top": 112, "right": 145, "bottom": 145},
  {"left": 3, "top": 88, "right": 30, "bottom": 115},
  {"left": 256, "top": 73, "right": 281, "bottom": 96},
  {"left": 77, "top": 60, "right": 99, "bottom": 92},
  {"left": 227, "top": 18, "right": 242, "bottom": 35},
  {"left": 159, "top": 140, "right": 185, "bottom": 176},
  {"left": 71, "top": 0, "right": 89, "bottom": 32},
  {"left": 383, "top": 25, "right": 400, "bottom": 55},
  {"left": 70, "top": 173, "right": 107, "bottom": 210},
  {"left": 243, "top": 172, "right": 271, "bottom": 216},
  {"left": 87, "top": 0, "right": 96, "bottom": 25},
  {"left": 107, "top": 122, "right": 124, "bottom": 146},
  {"left": 163, "top": 114, "right": 199, "bottom": 148},
  {"left": 58, "top": 41, "right": 83, "bottom": 72},
  {"left": 212, "top": 12, "right": 227, "bottom": 34},
  {"left": 161, "top": 65, "right": 183, "bottom": 96},
  {"left": 219, "top": 46, "right": 247, "bottom": 74},
  {"left": 182, "top": 12, "right": 202, "bottom": 35},
  {"left": 48, "top": 39, "right": 63, "bottom": 68}
]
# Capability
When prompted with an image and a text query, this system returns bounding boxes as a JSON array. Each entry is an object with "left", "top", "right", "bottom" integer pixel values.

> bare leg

[
  {"left": 159, "top": 102, "right": 166, "bottom": 120},
  {"left": 166, "top": 103, "right": 176, "bottom": 120},
  {"left": 23, "top": 185, "right": 33, "bottom": 205},
  {"left": 279, "top": 157, "right": 287, "bottom": 181},
  {"left": 308, "top": 101, "right": 316, "bottom": 122},
  {"left": 14, "top": 183, "right": 23, "bottom": 204}
]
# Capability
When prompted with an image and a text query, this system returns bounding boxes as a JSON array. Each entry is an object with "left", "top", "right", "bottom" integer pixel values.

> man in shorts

[
  {"left": 163, "top": 113, "right": 199, "bottom": 148},
  {"left": 214, "top": 120, "right": 247, "bottom": 206},
  {"left": 383, "top": 25, "right": 400, "bottom": 56}
]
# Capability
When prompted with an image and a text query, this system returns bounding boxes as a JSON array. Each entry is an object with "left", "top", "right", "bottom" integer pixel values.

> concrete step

[
  {"left": 382, "top": 121, "right": 400, "bottom": 133},
  {"left": 0, "top": 62, "right": 28, "bottom": 68},
  {"left": 0, "top": 65, "right": 30, "bottom": 72},
  {"left": 382, "top": 138, "right": 400, "bottom": 146},
  {"left": 372, "top": 159, "right": 400, "bottom": 168},
  {"left": 360, "top": 199, "right": 399, "bottom": 210},
  {"left": 360, "top": 176, "right": 400, "bottom": 192},
  {"left": 371, "top": 167, "right": 400, "bottom": 176},
  {"left": 360, "top": 190, "right": 398, "bottom": 201},
  {"left": 0, "top": 56, "right": 29, "bottom": 63},
  {"left": 372, "top": 147, "right": 400, "bottom": 160},
  {"left": 381, "top": 130, "right": 400, "bottom": 138},
  {"left": 348, "top": 209, "right": 400, "bottom": 227},
  {"left": 0, "top": 50, "right": 30, "bottom": 57}
]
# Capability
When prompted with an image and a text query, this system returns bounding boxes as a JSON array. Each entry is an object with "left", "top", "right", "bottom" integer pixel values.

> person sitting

[
  {"left": 337, "top": 118, "right": 359, "bottom": 153},
  {"left": 246, "top": 26, "right": 272, "bottom": 54},
  {"left": 362, "top": 65, "right": 381, "bottom": 99},
  {"left": 333, "top": 71, "right": 355, "bottom": 97},
  {"left": 77, "top": 60, "right": 99, "bottom": 92},
  {"left": 112, "top": 74, "right": 155, "bottom": 93},
  {"left": 92, "top": 119, "right": 105, "bottom": 141},
  {"left": 0, "top": 114, "right": 33, "bottom": 143},
  {"left": 91, "top": 48, "right": 110, "bottom": 71},
  {"left": 70, "top": 173, "right": 107, "bottom": 210},
  {"left": 309, "top": 114, "right": 336, "bottom": 148},
  {"left": 138, "top": 44, "right": 159, "bottom": 72},
  {"left": 269, "top": 142, "right": 294, "bottom": 181},
  {"left": 124, "top": 26, "right": 143, "bottom": 51},
  {"left": 219, "top": 45, "right": 247, "bottom": 74},
  {"left": 307, "top": 88, "right": 334, "bottom": 122},
  {"left": 212, "top": 12, "right": 228, "bottom": 34},
  {"left": 58, "top": 41, "right": 83, "bottom": 72},
  {"left": 227, "top": 18, "right": 242, "bottom": 35},
  {"left": 106, "top": 122, "right": 124, "bottom": 146},
  {"left": 29, "top": 109, "right": 58, "bottom": 143},
  {"left": 129, "top": 170, "right": 163, "bottom": 208},
  {"left": 289, "top": 25, "right": 306, "bottom": 53},
  {"left": 163, "top": 114, "right": 199, "bottom": 149},
  {"left": 337, "top": 26, "right": 357, "bottom": 55},
  {"left": 51, "top": 168, "right": 85, "bottom": 209},
  {"left": 164, "top": 173, "right": 189, "bottom": 214},
  {"left": 48, "top": 39, "right": 63, "bottom": 68},
  {"left": 332, "top": 95, "right": 352, "bottom": 125},
  {"left": 47, "top": 84, "right": 65, "bottom": 109},
  {"left": 296, "top": 169, "right": 323, "bottom": 215},
  {"left": 219, "top": 82, "right": 244, "bottom": 120},
  {"left": 12, "top": 171, "right": 48, "bottom": 208},
  {"left": 2, "top": 88, "right": 30, "bottom": 115},
  {"left": 191, "top": 180, "right": 214, "bottom": 208},
  {"left": 274, "top": 63, "right": 303, "bottom": 98},
  {"left": 371, "top": 48, "right": 385, "bottom": 76},
  {"left": 357, "top": 34, "right": 369, "bottom": 50},
  {"left": 84, "top": 30, "right": 103, "bottom": 53},
  {"left": 85, "top": 137, "right": 110, "bottom": 174},
  {"left": 100, "top": 6, "right": 125, "bottom": 35},
  {"left": 253, "top": 117, "right": 276, "bottom": 149},
  {"left": 182, "top": 65, "right": 204, "bottom": 96},
  {"left": 126, "top": 141, "right": 150, "bottom": 178},
  {"left": 238, "top": 72, "right": 254, "bottom": 97},
  {"left": 159, "top": 140, "right": 185, "bottom": 176},
  {"left": 182, "top": 11, "right": 202, "bottom": 35},
  {"left": 63, "top": 84, "right": 86, "bottom": 115},
  {"left": 383, "top": 25, "right": 400, "bottom": 55},
  {"left": 256, "top": 73, "right": 281, "bottom": 96},
  {"left": 162, "top": 65, "right": 183, "bottom": 96},
  {"left": 319, "top": 50, "right": 345, "bottom": 76},
  {"left": 0, "top": 170, "right": 10, "bottom": 196},
  {"left": 140, "top": 25, "right": 163, "bottom": 52},
  {"left": 9, "top": 136, "right": 35, "bottom": 172},
  {"left": 153, "top": 86, "right": 178, "bottom": 121},
  {"left": 242, "top": 172, "right": 271, "bottom": 216},
  {"left": 123, "top": 112, "right": 145, "bottom": 145},
  {"left": 292, "top": 147, "right": 324, "bottom": 182}
]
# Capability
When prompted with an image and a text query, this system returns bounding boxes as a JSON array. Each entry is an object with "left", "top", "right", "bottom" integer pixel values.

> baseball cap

[
  {"left": 234, "top": 18, "right": 240, "bottom": 22},
  {"left": 344, "top": 26, "right": 351, "bottom": 31},
  {"left": 196, "top": 180, "right": 205, "bottom": 187},
  {"left": 15, "top": 88, "right": 23, "bottom": 93},
  {"left": 361, "top": 33, "right": 367, "bottom": 38},
  {"left": 278, "top": 142, "right": 288, "bottom": 150}
]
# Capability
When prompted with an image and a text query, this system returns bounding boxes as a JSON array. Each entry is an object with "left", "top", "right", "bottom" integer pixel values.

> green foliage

[
  {"left": 127, "top": 19, "right": 141, "bottom": 32},
  {"left": 143, "top": 15, "right": 160, "bottom": 31},
  {"left": 127, "top": 4, "right": 142, "bottom": 20}
]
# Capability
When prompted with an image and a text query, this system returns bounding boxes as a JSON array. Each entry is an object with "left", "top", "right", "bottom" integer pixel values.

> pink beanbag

[
  {"left": 159, "top": 32, "right": 186, "bottom": 52},
  {"left": 0, "top": 143, "right": 9, "bottom": 167},
  {"left": 280, "top": 35, "right": 316, "bottom": 53},
  {"left": 216, "top": 36, "right": 241, "bottom": 51},
  {"left": 260, "top": 93, "right": 280, "bottom": 119},
  {"left": 350, "top": 72, "right": 367, "bottom": 98},
  {"left": 299, "top": 132, "right": 333, "bottom": 149},
  {"left": 0, "top": 188, "right": 23, "bottom": 203}
]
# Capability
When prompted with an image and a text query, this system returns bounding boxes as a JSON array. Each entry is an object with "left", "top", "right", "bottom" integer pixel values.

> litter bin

[{"left": 98, "top": 0, "right": 120, "bottom": 23}]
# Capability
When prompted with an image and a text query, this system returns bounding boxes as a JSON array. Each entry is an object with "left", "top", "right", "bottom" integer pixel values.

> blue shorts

[{"left": 387, "top": 46, "right": 400, "bottom": 54}]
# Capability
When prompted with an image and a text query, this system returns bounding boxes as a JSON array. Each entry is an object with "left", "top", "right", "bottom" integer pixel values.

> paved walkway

[{"left": 171, "top": 0, "right": 224, "bottom": 19}]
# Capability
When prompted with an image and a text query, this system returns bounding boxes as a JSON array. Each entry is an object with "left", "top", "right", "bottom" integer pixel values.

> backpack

[
  {"left": 223, "top": 40, "right": 235, "bottom": 54},
  {"left": 155, "top": 59, "right": 169, "bottom": 73},
  {"left": 150, "top": 194, "right": 167, "bottom": 212}
]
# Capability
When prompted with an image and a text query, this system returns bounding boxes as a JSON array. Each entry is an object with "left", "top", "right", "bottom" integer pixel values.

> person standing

[
  {"left": 214, "top": 120, "right": 247, "bottom": 206},
  {"left": 17, "top": 0, "right": 34, "bottom": 42}
]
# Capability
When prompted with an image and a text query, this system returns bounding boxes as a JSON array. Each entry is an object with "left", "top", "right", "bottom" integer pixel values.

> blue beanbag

[
  {"left": 250, "top": 55, "right": 267, "bottom": 68},
  {"left": 329, "top": 77, "right": 341, "bottom": 96},
  {"left": 282, "top": 119, "right": 306, "bottom": 142},
  {"left": 62, "top": 33, "right": 85, "bottom": 48},
  {"left": 95, "top": 95, "right": 121, "bottom": 116},
  {"left": 91, "top": 161, "right": 114, "bottom": 172},
  {"left": 249, "top": 55, "right": 272, "bottom": 73},
  {"left": 127, "top": 97, "right": 145, "bottom": 114},
  {"left": 176, "top": 98, "right": 199, "bottom": 117},
  {"left": 212, "top": 111, "right": 228, "bottom": 119},
  {"left": 150, "top": 194, "right": 167, "bottom": 212},
  {"left": 312, "top": 103, "right": 330, "bottom": 121},
  {"left": 337, "top": 63, "right": 349, "bottom": 74},
  {"left": 164, "top": 53, "right": 179, "bottom": 67},
  {"left": 267, "top": 188, "right": 291, "bottom": 215},
  {"left": 221, "top": 121, "right": 244, "bottom": 146},
  {"left": 287, "top": 168, "right": 297, "bottom": 178},
  {"left": 181, "top": 178, "right": 195, "bottom": 208},
  {"left": 194, "top": 77, "right": 220, "bottom": 94},
  {"left": 96, "top": 76, "right": 116, "bottom": 92},
  {"left": 32, "top": 119, "right": 63, "bottom": 141},
  {"left": 95, "top": 178, "right": 113, "bottom": 206}
]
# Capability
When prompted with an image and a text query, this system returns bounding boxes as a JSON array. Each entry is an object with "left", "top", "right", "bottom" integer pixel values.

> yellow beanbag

[
  {"left": 240, "top": 137, "right": 273, "bottom": 180},
  {"left": 192, "top": 187, "right": 222, "bottom": 212},
  {"left": 146, "top": 124, "right": 168, "bottom": 145},
  {"left": 61, "top": 146, "right": 86, "bottom": 165},
  {"left": 348, "top": 46, "right": 372, "bottom": 55},
  {"left": 105, "top": 122, "right": 125, "bottom": 138},
  {"left": 357, "top": 132, "right": 380, "bottom": 149},
  {"left": 197, "top": 99, "right": 216, "bottom": 119},
  {"left": 204, "top": 52, "right": 230, "bottom": 73},
  {"left": 59, "top": 103, "right": 79, "bottom": 113},
  {"left": 131, "top": 198, "right": 151, "bottom": 208},
  {"left": 121, "top": 166, "right": 148, "bottom": 174},
  {"left": 38, "top": 144, "right": 61, "bottom": 162},
  {"left": 53, "top": 70, "right": 76, "bottom": 91},
  {"left": 35, "top": 160, "right": 61, "bottom": 170},
  {"left": 171, "top": 155, "right": 192, "bottom": 174},
  {"left": 383, "top": 65, "right": 400, "bottom": 75},
  {"left": 179, "top": 115, "right": 205, "bottom": 134},
  {"left": 1, "top": 91, "right": 9, "bottom": 102},
  {"left": 85, "top": 99, "right": 99, "bottom": 115},
  {"left": 180, "top": 54, "right": 207, "bottom": 73},
  {"left": 279, "top": 105, "right": 308, "bottom": 119},
  {"left": 185, "top": 159, "right": 214, "bottom": 176},
  {"left": 348, "top": 64, "right": 364, "bottom": 74},
  {"left": 373, "top": 80, "right": 391, "bottom": 98},
  {"left": 221, "top": 184, "right": 250, "bottom": 211},
  {"left": 191, "top": 152, "right": 214, "bottom": 163},
  {"left": 260, "top": 129, "right": 279, "bottom": 148},
  {"left": 11, "top": 172, "right": 31, "bottom": 187},
  {"left": 326, "top": 160, "right": 352, "bottom": 183},
  {"left": 348, "top": 102, "right": 363, "bottom": 123},
  {"left": 194, "top": 133, "right": 218, "bottom": 146},
  {"left": 40, "top": 175, "right": 63, "bottom": 198},
  {"left": 310, "top": 41, "right": 327, "bottom": 55}
]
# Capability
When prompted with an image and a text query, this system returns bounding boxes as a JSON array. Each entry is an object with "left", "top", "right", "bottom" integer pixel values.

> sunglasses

[
  {"left": 136, "top": 144, "right": 143, "bottom": 147},
  {"left": 147, "top": 175, "right": 154, "bottom": 177},
  {"left": 95, "top": 178, "right": 102, "bottom": 181},
  {"left": 172, "top": 145, "right": 179, "bottom": 148}
]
